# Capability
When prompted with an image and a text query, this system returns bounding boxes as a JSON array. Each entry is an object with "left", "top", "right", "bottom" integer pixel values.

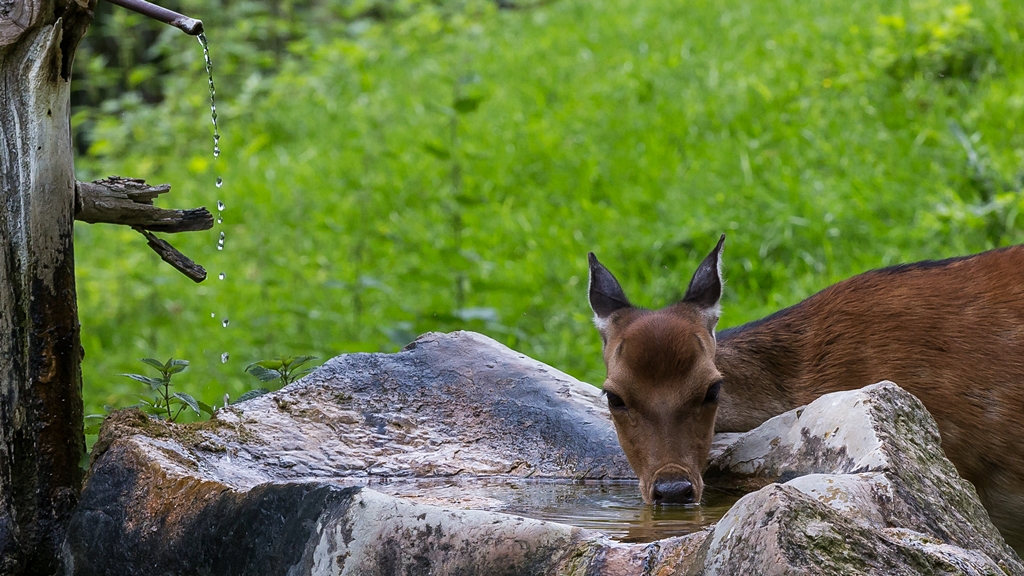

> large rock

[
  {"left": 63, "top": 331, "right": 1022, "bottom": 574},
  {"left": 700, "top": 383, "right": 1021, "bottom": 574}
]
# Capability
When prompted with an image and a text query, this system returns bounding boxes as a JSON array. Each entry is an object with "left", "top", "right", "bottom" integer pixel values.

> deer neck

[{"left": 712, "top": 316, "right": 805, "bottom": 432}]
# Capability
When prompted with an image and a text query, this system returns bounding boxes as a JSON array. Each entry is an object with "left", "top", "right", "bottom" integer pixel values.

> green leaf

[
  {"left": 248, "top": 359, "right": 285, "bottom": 370},
  {"left": 166, "top": 363, "right": 188, "bottom": 375},
  {"left": 287, "top": 356, "right": 318, "bottom": 369},
  {"left": 236, "top": 388, "right": 270, "bottom": 403},
  {"left": 422, "top": 141, "right": 450, "bottom": 160},
  {"left": 453, "top": 95, "right": 483, "bottom": 114},
  {"left": 140, "top": 358, "right": 165, "bottom": 371},
  {"left": 454, "top": 193, "right": 481, "bottom": 207},
  {"left": 246, "top": 365, "right": 283, "bottom": 382},
  {"left": 122, "top": 373, "right": 164, "bottom": 389},
  {"left": 172, "top": 392, "right": 201, "bottom": 416},
  {"left": 197, "top": 400, "right": 216, "bottom": 416}
]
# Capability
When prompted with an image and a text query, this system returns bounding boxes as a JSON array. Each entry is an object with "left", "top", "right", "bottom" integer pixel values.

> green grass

[{"left": 73, "top": 0, "right": 1024, "bottom": 425}]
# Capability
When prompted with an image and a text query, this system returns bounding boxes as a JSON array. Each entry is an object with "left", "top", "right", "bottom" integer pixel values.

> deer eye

[
  {"left": 703, "top": 380, "right": 722, "bottom": 404},
  {"left": 605, "top": 391, "right": 627, "bottom": 410}
]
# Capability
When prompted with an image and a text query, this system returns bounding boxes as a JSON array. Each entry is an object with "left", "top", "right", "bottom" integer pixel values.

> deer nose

[{"left": 652, "top": 478, "right": 696, "bottom": 505}]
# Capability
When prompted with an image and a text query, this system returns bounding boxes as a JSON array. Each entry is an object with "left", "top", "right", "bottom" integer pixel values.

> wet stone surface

[
  {"left": 336, "top": 477, "right": 740, "bottom": 543},
  {"left": 157, "top": 331, "right": 634, "bottom": 486},
  {"left": 65, "top": 331, "right": 1023, "bottom": 574}
]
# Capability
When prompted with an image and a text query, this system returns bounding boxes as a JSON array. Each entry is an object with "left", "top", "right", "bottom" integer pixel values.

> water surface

[{"left": 354, "top": 477, "right": 739, "bottom": 543}]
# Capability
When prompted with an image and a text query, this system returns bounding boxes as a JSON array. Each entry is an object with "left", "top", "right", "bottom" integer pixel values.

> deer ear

[
  {"left": 588, "top": 252, "right": 631, "bottom": 330},
  {"left": 682, "top": 234, "right": 725, "bottom": 331}
]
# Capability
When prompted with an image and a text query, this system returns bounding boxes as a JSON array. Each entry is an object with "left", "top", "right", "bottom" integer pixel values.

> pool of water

[{"left": 350, "top": 477, "right": 740, "bottom": 543}]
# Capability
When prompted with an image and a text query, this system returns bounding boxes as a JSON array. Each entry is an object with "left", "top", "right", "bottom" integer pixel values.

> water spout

[{"left": 103, "top": 0, "right": 204, "bottom": 35}]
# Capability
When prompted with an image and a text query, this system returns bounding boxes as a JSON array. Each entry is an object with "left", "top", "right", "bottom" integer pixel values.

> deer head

[{"left": 588, "top": 235, "right": 725, "bottom": 505}]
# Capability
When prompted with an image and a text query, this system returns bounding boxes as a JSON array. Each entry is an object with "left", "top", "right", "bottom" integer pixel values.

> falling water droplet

[
  {"left": 222, "top": 318, "right": 230, "bottom": 328},
  {"left": 218, "top": 272, "right": 226, "bottom": 280},
  {"left": 217, "top": 217, "right": 223, "bottom": 224},
  {"left": 221, "top": 352, "right": 230, "bottom": 363},
  {"left": 216, "top": 178, "right": 223, "bottom": 189},
  {"left": 197, "top": 34, "right": 221, "bottom": 159},
  {"left": 211, "top": 312, "right": 216, "bottom": 318},
  {"left": 217, "top": 231, "right": 225, "bottom": 251}
]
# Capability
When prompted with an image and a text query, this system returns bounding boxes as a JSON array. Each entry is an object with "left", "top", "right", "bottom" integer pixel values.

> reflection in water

[{"left": 348, "top": 477, "right": 740, "bottom": 543}]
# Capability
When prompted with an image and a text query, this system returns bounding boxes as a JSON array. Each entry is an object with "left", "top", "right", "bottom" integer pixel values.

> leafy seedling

[
  {"left": 122, "top": 358, "right": 215, "bottom": 422},
  {"left": 239, "top": 355, "right": 319, "bottom": 403}
]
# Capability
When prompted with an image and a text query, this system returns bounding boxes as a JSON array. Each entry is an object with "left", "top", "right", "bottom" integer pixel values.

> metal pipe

[{"left": 102, "top": 0, "right": 204, "bottom": 35}]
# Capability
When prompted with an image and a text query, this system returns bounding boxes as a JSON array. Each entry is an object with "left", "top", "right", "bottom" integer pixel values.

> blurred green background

[{"left": 71, "top": 0, "right": 1024, "bottom": 429}]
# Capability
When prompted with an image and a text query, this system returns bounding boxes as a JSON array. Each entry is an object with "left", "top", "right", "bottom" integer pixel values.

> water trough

[{"left": 63, "top": 331, "right": 1022, "bottom": 574}]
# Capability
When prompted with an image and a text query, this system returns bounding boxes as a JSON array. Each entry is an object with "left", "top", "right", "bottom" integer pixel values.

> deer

[{"left": 587, "top": 235, "right": 1024, "bottom": 551}]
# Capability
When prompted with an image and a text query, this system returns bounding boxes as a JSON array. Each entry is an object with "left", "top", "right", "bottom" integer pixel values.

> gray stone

[
  {"left": 176, "top": 330, "right": 630, "bottom": 485},
  {"left": 63, "top": 331, "right": 1023, "bottom": 574},
  {"left": 704, "top": 381, "right": 1018, "bottom": 571}
]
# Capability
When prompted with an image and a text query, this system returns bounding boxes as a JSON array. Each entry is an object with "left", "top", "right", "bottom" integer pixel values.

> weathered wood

[
  {"left": 0, "top": 1, "right": 40, "bottom": 48},
  {"left": 134, "top": 227, "right": 208, "bottom": 283},
  {"left": 103, "top": 0, "right": 203, "bottom": 35},
  {"left": 0, "top": 1, "right": 94, "bottom": 574},
  {"left": 75, "top": 176, "right": 214, "bottom": 232}
]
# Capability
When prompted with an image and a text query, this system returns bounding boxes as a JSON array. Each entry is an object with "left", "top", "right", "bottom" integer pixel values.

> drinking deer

[{"left": 588, "top": 236, "right": 1024, "bottom": 550}]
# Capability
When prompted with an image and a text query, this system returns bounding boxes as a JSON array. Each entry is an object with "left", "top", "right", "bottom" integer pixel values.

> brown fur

[
  {"left": 591, "top": 243, "right": 1024, "bottom": 551},
  {"left": 601, "top": 308, "right": 721, "bottom": 503}
]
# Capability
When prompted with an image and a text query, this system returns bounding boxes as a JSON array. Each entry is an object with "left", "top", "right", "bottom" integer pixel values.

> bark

[
  {"left": 0, "top": 0, "right": 94, "bottom": 574},
  {"left": 73, "top": 177, "right": 212, "bottom": 280},
  {"left": 74, "top": 176, "right": 214, "bottom": 233},
  {"left": 134, "top": 227, "right": 208, "bottom": 282}
]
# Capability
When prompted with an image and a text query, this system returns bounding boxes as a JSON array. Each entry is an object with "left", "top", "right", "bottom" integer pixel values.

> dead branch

[
  {"left": 75, "top": 176, "right": 214, "bottom": 233},
  {"left": 133, "top": 227, "right": 207, "bottom": 283},
  {"left": 74, "top": 176, "right": 211, "bottom": 282}
]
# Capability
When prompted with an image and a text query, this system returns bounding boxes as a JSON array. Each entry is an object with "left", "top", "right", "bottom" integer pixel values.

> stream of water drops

[
  {"left": 199, "top": 33, "right": 231, "bottom": 368},
  {"left": 197, "top": 33, "right": 220, "bottom": 158}
]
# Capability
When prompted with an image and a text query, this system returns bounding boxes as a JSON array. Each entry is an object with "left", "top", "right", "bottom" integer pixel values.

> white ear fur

[
  {"left": 588, "top": 252, "right": 631, "bottom": 324},
  {"left": 705, "top": 301, "right": 721, "bottom": 340},
  {"left": 709, "top": 243, "right": 724, "bottom": 336},
  {"left": 683, "top": 235, "right": 725, "bottom": 335}
]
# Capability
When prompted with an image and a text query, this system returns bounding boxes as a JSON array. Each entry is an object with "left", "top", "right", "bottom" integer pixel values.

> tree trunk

[{"left": 0, "top": 1, "right": 94, "bottom": 574}]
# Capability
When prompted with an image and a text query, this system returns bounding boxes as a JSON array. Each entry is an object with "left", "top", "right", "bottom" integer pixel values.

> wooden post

[{"left": 0, "top": 1, "right": 94, "bottom": 573}]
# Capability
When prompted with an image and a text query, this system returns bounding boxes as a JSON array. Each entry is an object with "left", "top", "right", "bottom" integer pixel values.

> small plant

[
  {"left": 122, "top": 358, "right": 214, "bottom": 422},
  {"left": 241, "top": 356, "right": 319, "bottom": 402},
  {"left": 872, "top": 1, "right": 994, "bottom": 83},
  {"left": 422, "top": 72, "right": 488, "bottom": 309},
  {"left": 930, "top": 121, "right": 1024, "bottom": 246}
]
